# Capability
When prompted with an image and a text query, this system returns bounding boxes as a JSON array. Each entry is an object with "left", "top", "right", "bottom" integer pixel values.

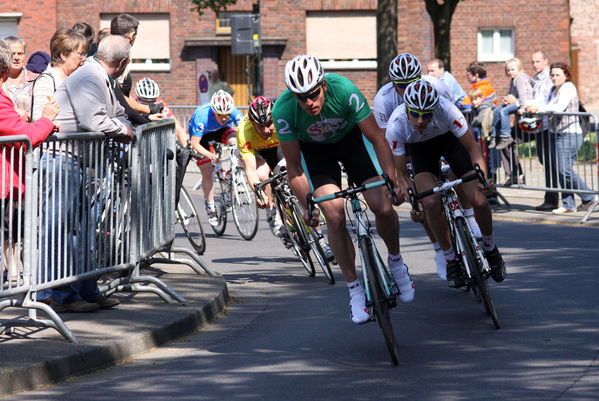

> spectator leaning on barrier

[
  {"left": 2, "top": 36, "right": 34, "bottom": 122},
  {"left": 0, "top": 39, "right": 60, "bottom": 282},
  {"left": 527, "top": 63, "right": 597, "bottom": 214},
  {"left": 40, "top": 35, "right": 133, "bottom": 312},
  {"left": 426, "top": 58, "right": 467, "bottom": 106},
  {"left": 31, "top": 29, "right": 88, "bottom": 123},
  {"left": 461, "top": 61, "right": 497, "bottom": 110},
  {"left": 525, "top": 50, "right": 559, "bottom": 211}
]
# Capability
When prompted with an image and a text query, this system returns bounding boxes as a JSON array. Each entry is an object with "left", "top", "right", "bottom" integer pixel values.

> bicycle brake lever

[
  {"left": 306, "top": 192, "right": 314, "bottom": 220},
  {"left": 381, "top": 173, "right": 399, "bottom": 204},
  {"left": 407, "top": 187, "right": 419, "bottom": 212},
  {"left": 473, "top": 163, "right": 489, "bottom": 190}
]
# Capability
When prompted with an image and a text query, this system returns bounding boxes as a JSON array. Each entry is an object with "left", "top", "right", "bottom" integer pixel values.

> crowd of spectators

[{"left": 0, "top": 14, "right": 177, "bottom": 312}]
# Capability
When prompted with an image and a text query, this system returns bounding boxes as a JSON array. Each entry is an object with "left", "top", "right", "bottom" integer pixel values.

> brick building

[{"left": 0, "top": 0, "right": 594, "bottom": 109}]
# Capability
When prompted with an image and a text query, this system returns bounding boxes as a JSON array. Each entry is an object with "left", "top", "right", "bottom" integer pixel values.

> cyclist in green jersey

[{"left": 273, "top": 55, "right": 414, "bottom": 325}]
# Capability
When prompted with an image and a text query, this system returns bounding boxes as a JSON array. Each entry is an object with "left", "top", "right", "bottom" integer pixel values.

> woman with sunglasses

[
  {"left": 188, "top": 89, "right": 242, "bottom": 226},
  {"left": 374, "top": 52, "right": 481, "bottom": 282},
  {"left": 386, "top": 79, "right": 506, "bottom": 289},
  {"left": 273, "top": 54, "right": 414, "bottom": 325}
]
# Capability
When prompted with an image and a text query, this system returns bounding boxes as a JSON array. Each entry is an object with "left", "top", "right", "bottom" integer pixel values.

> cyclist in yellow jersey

[{"left": 237, "top": 97, "right": 285, "bottom": 236}]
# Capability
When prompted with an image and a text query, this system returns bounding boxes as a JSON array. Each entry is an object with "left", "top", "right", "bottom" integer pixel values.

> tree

[
  {"left": 424, "top": 0, "right": 461, "bottom": 72},
  {"left": 192, "top": 0, "right": 238, "bottom": 15},
  {"left": 376, "top": 0, "right": 398, "bottom": 89}
]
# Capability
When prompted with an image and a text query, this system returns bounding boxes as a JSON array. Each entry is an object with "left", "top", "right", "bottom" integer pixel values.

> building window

[
  {"left": 306, "top": 11, "right": 377, "bottom": 70},
  {"left": 100, "top": 13, "right": 170, "bottom": 72},
  {"left": 477, "top": 28, "right": 514, "bottom": 62},
  {"left": 0, "top": 13, "right": 21, "bottom": 38}
]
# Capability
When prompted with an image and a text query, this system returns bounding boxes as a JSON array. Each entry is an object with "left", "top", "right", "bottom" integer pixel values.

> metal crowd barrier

[
  {"left": 478, "top": 110, "right": 598, "bottom": 224},
  {"left": 0, "top": 120, "right": 213, "bottom": 343}
]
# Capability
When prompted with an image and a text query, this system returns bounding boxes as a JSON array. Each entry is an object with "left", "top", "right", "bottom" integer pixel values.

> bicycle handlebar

[
  {"left": 407, "top": 163, "right": 487, "bottom": 213},
  {"left": 306, "top": 174, "right": 397, "bottom": 219},
  {"left": 253, "top": 170, "right": 289, "bottom": 203}
]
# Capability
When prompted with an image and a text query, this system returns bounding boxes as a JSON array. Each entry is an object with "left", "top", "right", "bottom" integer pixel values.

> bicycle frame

[
  {"left": 308, "top": 177, "right": 398, "bottom": 304},
  {"left": 408, "top": 163, "right": 491, "bottom": 282}
]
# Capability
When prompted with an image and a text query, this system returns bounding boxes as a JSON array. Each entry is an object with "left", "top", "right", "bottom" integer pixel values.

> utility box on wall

[{"left": 231, "top": 14, "right": 261, "bottom": 55}]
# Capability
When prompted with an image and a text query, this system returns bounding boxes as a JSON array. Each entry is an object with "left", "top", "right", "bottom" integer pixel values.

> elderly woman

[
  {"left": 31, "top": 28, "right": 88, "bottom": 122},
  {"left": 1, "top": 36, "right": 35, "bottom": 121},
  {"left": 528, "top": 63, "right": 596, "bottom": 213}
]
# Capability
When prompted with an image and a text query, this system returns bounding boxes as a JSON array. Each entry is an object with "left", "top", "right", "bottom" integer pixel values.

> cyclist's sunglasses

[
  {"left": 393, "top": 77, "right": 419, "bottom": 89},
  {"left": 295, "top": 86, "right": 322, "bottom": 102},
  {"left": 407, "top": 107, "right": 434, "bottom": 119},
  {"left": 215, "top": 113, "right": 231, "bottom": 119}
]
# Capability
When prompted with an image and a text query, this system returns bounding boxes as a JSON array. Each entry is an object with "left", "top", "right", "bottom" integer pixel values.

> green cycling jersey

[{"left": 272, "top": 73, "right": 371, "bottom": 144}]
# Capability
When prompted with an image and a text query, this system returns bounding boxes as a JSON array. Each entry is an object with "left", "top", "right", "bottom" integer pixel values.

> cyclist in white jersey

[
  {"left": 386, "top": 80, "right": 506, "bottom": 288},
  {"left": 374, "top": 53, "right": 480, "bottom": 280}
]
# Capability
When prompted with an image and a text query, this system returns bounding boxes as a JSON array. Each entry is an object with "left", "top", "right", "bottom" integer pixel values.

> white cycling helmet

[
  {"left": 210, "top": 89, "right": 235, "bottom": 115},
  {"left": 404, "top": 79, "right": 439, "bottom": 111},
  {"left": 389, "top": 53, "right": 422, "bottom": 82},
  {"left": 135, "top": 78, "right": 160, "bottom": 100},
  {"left": 284, "top": 55, "right": 325, "bottom": 94}
]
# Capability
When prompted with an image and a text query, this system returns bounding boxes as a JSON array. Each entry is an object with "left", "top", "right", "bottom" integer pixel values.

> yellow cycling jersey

[{"left": 236, "top": 114, "right": 280, "bottom": 160}]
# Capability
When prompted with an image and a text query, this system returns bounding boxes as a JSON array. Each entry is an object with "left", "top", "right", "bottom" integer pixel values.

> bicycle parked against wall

[
  {"left": 255, "top": 170, "right": 335, "bottom": 284},
  {"left": 407, "top": 162, "right": 500, "bottom": 329},
  {"left": 210, "top": 142, "right": 259, "bottom": 240},
  {"left": 307, "top": 173, "right": 400, "bottom": 365}
]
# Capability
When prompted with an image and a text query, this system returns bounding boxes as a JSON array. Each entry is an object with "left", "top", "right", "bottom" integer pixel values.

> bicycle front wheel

[
  {"left": 455, "top": 218, "right": 500, "bottom": 329},
  {"left": 293, "top": 198, "right": 334, "bottom": 284},
  {"left": 177, "top": 186, "right": 206, "bottom": 254},
  {"left": 211, "top": 177, "right": 228, "bottom": 236},
  {"left": 360, "top": 237, "right": 399, "bottom": 365},
  {"left": 283, "top": 198, "right": 315, "bottom": 277},
  {"left": 231, "top": 168, "right": 259, "bottom": 240}
]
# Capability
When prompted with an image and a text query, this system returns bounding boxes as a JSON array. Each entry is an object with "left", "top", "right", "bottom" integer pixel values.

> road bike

[
  {"left": 407, "top": 163, "right": 500, "bottom": 329},
  {"left": 210, "top": 142, "right": 259, "bottom": 240},
  {"left": 255, "top": 170, "right": 334, "bottom": 284},
  {"left": 307, "top": 173, "right": 400, "bottom": 365}
]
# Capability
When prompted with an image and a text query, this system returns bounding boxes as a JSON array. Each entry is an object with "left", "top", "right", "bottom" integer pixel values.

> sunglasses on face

[
  {"left": 407, "top": 107, "right": 434, "bottom": 119},
  {"left": 216, "top": 113, "right": 230, "bottom": 119},
  {"left": 393, "top": 77, "right": 419, "bottom": 89},
  {"left": 295, "top": 86, "right": 322, "bottom": 102}
]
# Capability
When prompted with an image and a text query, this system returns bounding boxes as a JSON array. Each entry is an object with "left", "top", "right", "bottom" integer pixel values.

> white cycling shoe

[
  {"left": 434, "top": 250, "right": 447, "bottom": 281},
  {"left": 389, "top": 259, "right": 415, "bottom": 303},
  {"left": 349, "top": 289, "right": 371, "bottom": 324}
]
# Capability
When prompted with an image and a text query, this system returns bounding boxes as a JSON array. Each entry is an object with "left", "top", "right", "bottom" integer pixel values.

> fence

[
  {"left": 470, "top": 110, "right": 598, "bottom": 224},
  {"left": 0, "top": 119, "right": 213, "bottom": 343}
]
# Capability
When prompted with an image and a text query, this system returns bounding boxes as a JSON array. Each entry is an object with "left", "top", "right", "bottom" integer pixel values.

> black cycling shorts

[
  {"left": 406, "top": 132, "right": 473, "bottom": 178},
  {"left": 256, "top": 146, "right": 284, "bottom": 171},
  {"left": 299, "top": 124, "right": 380, "bottom": 191},
  {"left": 199, "top": 126, "right": 236, "bottom": 149}
]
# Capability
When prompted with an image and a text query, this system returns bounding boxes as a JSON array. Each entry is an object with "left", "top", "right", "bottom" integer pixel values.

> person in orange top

[{"left": 461, "top": 61, "right": 497, "bottom": 110}]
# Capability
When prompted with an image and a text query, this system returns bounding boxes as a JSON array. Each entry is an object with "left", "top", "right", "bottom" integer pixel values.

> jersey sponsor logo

[
  {"left": 306, "top": 118, "right": 348, "bottom": 141},
  {"left": 453, "top": 120, "right": 463, "bottom": 128},
  {"left": 392, "top": 140, "right": 398, "bottom": 149},
  {"left": 241, "top": 142, "right": 252, "bottom": 149}
]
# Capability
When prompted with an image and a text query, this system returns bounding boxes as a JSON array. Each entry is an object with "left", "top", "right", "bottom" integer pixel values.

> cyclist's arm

[
  {"left": 280, "top": 139, "right": 310, "bottom": 209},
  {"left": 358, "top": 113, "right": 398, "bottom": 185},
  {"left": 175, "top": 119, "right": 190, "bottom": 146},
  {"left": 190, "top": 135, "right": 216, "bottom": 161},
  {"left": 242, "top": 154, "right": 260, "bottom": 192},
  {"left": 125, "top": 95, "right": 152, "bottom": 114},
  {"left": 392, "top": 154, "right": 412, "bottom": 204}
]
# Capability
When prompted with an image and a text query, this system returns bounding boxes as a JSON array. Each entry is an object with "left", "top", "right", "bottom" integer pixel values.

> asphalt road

[{"left": 8, "top": 207, "right": 599, "bottom": 400}]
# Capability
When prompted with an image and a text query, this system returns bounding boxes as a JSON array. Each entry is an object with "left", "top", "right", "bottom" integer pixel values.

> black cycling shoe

[
  {"left": 446, "top": 259, "right": 465, "bottom": 288},
  {"left": 485, "top": 247, "right": 506, "bottom": 282}
]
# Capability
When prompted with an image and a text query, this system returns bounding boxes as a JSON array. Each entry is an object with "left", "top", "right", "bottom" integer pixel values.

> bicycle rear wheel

[
  {"left": 455, "top": 218, "right": 500, "bottom": 329},
  {"left": 282, "top": 198, "right": 315, "bottom": 277},
  {"left": 231, "top": 168, "right": 259, "bottom": 240},
  {"left": 177, "top": 186, "right": 206, "bottom": 254},
  {"left": 360, "top": 237, "right": 399, "bottom": 365},
  {"left": 211, "top": 177, "right": 228, "bottom": 236}
]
